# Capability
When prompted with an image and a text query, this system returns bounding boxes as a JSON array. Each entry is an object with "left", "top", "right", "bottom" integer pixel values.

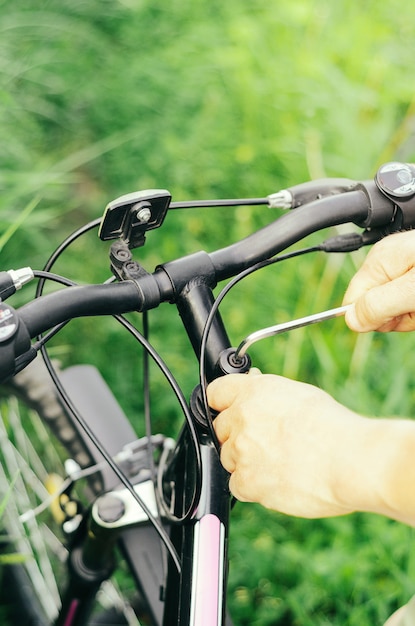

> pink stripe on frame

[
  {"left": 190, "top": 514, "right": 225, "bottom": 626},
  {"left": 63, "top": 599, "right": 79, "bottom": 626}
]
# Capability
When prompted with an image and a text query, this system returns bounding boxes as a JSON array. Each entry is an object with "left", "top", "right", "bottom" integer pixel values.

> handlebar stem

[
  {"left": 155, "top": 251, "right": 217, "bottom": 299},
  {"left": 176, "top": 280, "right": 231, "bottom": 381}
]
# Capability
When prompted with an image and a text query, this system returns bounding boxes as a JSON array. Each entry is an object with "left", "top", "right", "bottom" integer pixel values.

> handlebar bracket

[
  {"left": 156, "top": 251, "right": 218, "bottom": 300},
  {"left": 109, "top": 241, "right": 161, "bottom": 310},
  {"left": 355, "top": 181, "right": 397, "bottom": 229}
]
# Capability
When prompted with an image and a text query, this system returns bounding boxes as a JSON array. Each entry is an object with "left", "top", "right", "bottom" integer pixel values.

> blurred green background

[{"left": 2, "top": 0, "right": 415, "bottom": 624}]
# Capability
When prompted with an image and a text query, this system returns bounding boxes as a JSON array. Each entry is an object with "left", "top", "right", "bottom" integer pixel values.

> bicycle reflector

[{"left": 99, "top": 189, "right": 171, "bottom": 249}]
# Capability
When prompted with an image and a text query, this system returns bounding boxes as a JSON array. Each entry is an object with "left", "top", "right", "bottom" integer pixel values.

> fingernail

[{"left": 248, "top": 367, "right": 262, "bottom": 376}]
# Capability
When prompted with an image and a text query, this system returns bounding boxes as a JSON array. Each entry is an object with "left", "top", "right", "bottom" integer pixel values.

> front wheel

[{"left": 0, "top": 359, "right": 149, "bottom": 626}]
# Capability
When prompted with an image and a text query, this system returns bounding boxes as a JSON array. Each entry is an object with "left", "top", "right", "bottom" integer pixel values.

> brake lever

[{"left": 234, "top": 304, "right": 352, "bottom": 361}]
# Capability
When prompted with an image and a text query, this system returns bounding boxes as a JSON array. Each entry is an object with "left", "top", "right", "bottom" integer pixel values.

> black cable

[
  {"left": 170, "top": 197, "right": 269, "bottom": 209},
  {"left": 31, "top": 239, "right": 191, "bottom": 565},
  {"left": 199, "top": 244, "right": 323, "bottom": 453},
  {"left": 35, "top": 218, "right": 101, "bottom": 298},
  {"left": 33, "top": 270, "right": 77, "bottom": 287},
  {"left": 141, "top": 312, "right": 169, "bottom": 580},
  {"left": 38, "top": 335, "right": 182, "bottom": 573},
  {"left": 31, "top": 198, "right": 290, "bottom": 551},
  {"left": 32, "top": 281, "right": 200, "bottom": 565},
  {"left": 114, "top": 313, "right": 203, "bottom": 524},
  {"left": 34, "top": 212, "right": 204, "bottom": 523}
]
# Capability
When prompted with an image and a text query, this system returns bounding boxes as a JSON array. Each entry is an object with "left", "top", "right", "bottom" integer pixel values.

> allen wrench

[{"left": 234, "top": 304, "right": 352, "bottom": 361}]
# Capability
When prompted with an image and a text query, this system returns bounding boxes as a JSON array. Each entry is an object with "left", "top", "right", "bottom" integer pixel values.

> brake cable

[
  {"left": 32, "top": 221, "right": 204, "bottom": 565},
  {"left": 198, "top": 244, "right": 324, "bottom": 453}
]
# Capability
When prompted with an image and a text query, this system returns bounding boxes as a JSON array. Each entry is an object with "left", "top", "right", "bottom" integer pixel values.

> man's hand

[
  {"left": 207, "top": 370, "right": 415, "bottom": 525},
  {"left": 207, "top": 370, "right": 371, "bottom": 518},
  {"left": 344, "top": 231, "right": 415, "bottom": 332}
]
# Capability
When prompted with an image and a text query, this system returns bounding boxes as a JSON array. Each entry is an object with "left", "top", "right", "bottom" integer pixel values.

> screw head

[
  {"left": 114, "top": 248, "right": 130, "bottom": 261},
  {"left": 134, "top": 205, "right": 152, "bottom": 223},
  {"left": 96, "top": 494, "right": 125, "bottom": 524}
]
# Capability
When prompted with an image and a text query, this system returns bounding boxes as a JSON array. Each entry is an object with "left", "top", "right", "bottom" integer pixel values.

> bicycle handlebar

[
  {"left": 19, "top": 282, "right": 145, "bottom": 337},
  {"left": 3, "top": 168, "right": 415, "bottom": 380},
  {"left": 210, "top": 188, "right": 371, "bottom": 280}
]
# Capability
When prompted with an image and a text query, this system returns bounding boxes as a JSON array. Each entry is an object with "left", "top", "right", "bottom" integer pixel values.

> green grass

[{"left": 1, "top": 0, "right": 415, "bottom": 623}]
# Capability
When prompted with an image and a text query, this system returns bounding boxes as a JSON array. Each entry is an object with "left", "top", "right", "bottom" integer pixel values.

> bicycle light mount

[
  {"left": 99, "top": 189, "right": 172, "bottom": 249},
  {"left": 99, "top": 189, "right": 171, "bottom": 281}
]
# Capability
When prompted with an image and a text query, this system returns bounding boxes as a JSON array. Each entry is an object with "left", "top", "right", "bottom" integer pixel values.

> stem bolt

[{"left": 96, "top": 494, "right": 126, "bottom": 524}]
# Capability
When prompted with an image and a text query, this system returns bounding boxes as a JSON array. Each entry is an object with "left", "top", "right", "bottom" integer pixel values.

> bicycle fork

[
  {"left": 55, "top": 478, "right": 160, "bottom": 626},
  {"left": 55, "top": 518, "right": 118, "bottom": 626}
]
